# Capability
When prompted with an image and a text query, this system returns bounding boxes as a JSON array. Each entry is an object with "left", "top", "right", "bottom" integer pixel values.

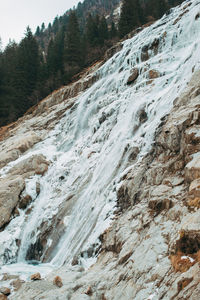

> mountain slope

[{"left": 0, "top": 0, "right": 200, "bottom": 299}]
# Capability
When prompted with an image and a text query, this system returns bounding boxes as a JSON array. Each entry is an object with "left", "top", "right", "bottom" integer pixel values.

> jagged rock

[
  {"left": 53, "top": 276, "right": 63, "bottom": 288},
  {"left": 30, "top": 273, "right": 41, "bottom": 281},
  {"left": 127, "top": 68, "right": 139, "bottom": 85},
  {"left": 0, "top": 288, "right": 11, "bottom": 296}
]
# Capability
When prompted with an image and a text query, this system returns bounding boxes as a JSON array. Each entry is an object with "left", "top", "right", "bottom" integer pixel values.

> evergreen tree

[
  {"left": 146, "top": 0, "right": 168, "bottom": 20},
  {"left": 99, "top": 16, "right": 108, "bottom": 45},
  {"left": 41, "top": 22, "right": 45, "bottom": 32},
  {"left": 86, "top": 14, "right": 100, "bottom": 46},
  {"left": 109, "top": 21, "right": 117, "bottom": 39},
  {"left": 35, "top": 26, "right": 40, "bottom": 36},
  {"left": 16, "top": 27, "right": 40, "bottom": 111},
  {"left": 119, "top": 0, "right": 141, "bottom": 38},
  {"left": 64, "top": 11, "right": 82, "bottom": 66}
]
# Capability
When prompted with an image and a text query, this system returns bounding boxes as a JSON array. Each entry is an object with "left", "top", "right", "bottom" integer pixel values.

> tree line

[{"left": 0, "top": 0, "right": 184, "bottom": 127}]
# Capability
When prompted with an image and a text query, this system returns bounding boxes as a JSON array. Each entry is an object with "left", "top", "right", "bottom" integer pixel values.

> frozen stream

[{"left": 0, "top": 0, "right": 200, "bottom": 280}]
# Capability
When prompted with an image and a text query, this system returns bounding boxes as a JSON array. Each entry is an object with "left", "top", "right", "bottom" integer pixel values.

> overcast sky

[{"left": 0, "top": 0, "right": 81, "bottom": 49}]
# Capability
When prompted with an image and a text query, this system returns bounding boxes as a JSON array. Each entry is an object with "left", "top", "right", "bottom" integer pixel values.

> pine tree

[
  {"left": 146, "top": 0, "right": 168, "bottom": 20},
  {"left": 119, "top": 0, "right": 141, "bottom": 38},
  {"left": 99, "top": 16, "right": 108, "bottom": 45},
  {"left": 64, "top": 11, "right": 82, "bottom": 66},
  {"left": 110, "top": 21, "right": 117, "bottom": 39},
  {"left": 16, "top": 27, "right": 40, "bottom": 111},
  {"left": 35, "top": 26, "right": 40, "bottom": 36},
  {"left": 86, "top": 14, "right": 100, "bottom": 46}
]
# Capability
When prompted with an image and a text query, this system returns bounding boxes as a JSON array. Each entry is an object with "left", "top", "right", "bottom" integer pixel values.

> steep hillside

[{"left": 0, "top": 0, "right": 200, "bottom": 299}]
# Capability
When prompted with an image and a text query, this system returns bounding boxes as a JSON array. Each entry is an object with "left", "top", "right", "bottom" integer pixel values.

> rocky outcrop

[
  {"left": 0, "top": 154, "right": 49, "bottom": 228},
  {"left": 0, "top": 132, "right": 41, "bottom": 169},
  {"left": 0, "top": 176, "right": 25, "bottom": 228}
]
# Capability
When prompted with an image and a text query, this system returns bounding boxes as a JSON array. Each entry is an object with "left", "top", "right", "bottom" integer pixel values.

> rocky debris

[
  {"left": 0, "top": 288, "right": 11, "bottom": 296},
  {"left": 30, "top": 273, "right": 41, "bottom": 281},
  {"left": 53, "top": 276, "right": 63, "bottom": 288},
  {"left": 127, "top": 68, "right": 139, "bottom": 85}
]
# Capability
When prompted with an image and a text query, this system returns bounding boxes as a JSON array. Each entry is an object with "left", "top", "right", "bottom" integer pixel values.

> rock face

[{"left": 10, "top": 68, "right": 200, "bottom": 300}]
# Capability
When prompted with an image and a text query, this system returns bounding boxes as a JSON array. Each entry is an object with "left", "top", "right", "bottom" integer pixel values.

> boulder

[
  {"left": 0, "top": 132, "right": 41, "bottom": 169},
  {"left": 127, "top": 68, "right": 139, "bottom": 85},
  {"left": 0, "top": 176, "right": 25, "bottom": 228},
  {"left": 0, "top": 294, "right": 7, "bottom": 300},
  {"left": 53, "top": 276, "right": 63, "bottom": 288},
  {"left": 148, "top": 69, "right": 160, "bottom": 79},
  {"left": 30, "top": 273, "right": 41, "bottom": 281},
  {"left": 18, "top": 194, "right": 32, "bottom": 209},
  {"left": 0, "top": 288, "right": 11, "bottom": 296},
  {"left": 9, "top": 154, "right": 49, "bottom": 177}
]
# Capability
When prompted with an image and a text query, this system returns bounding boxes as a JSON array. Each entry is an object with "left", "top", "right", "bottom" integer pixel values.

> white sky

[{"left": 0, "top": 0, "right": 81, "bottom": 48}]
